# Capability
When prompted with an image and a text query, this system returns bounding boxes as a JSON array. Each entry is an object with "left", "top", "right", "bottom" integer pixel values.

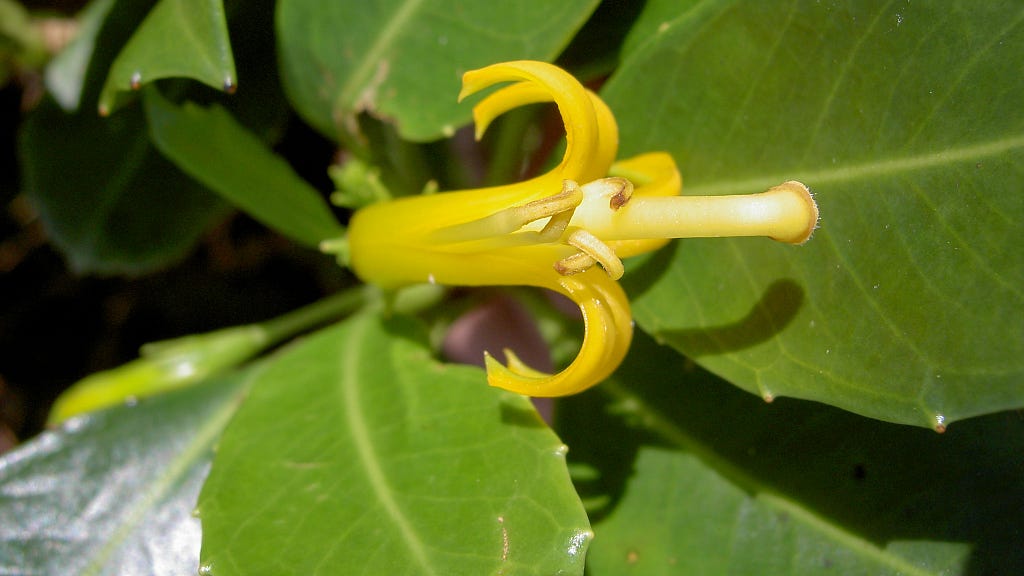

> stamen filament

[
  {"left": 537, "top": 180, "right": 582, "bottom": 240},
  {"left": 431, "top": 180, "right": 583, "bottom": 244},
  {"left": 565, "top": 229, "right": 624, "bottom": 279}
]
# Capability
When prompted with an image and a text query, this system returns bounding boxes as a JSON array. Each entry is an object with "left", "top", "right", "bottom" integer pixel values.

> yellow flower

[{"left": 341, "top": 60, "right": 818, "bottom": 397}]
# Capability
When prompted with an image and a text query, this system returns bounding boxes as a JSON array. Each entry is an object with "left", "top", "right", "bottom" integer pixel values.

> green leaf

[
  {"left": 199, "top": 313, "right": 590, "bottom": 575},
  {"left": 607, "top": 0, "right": 1024, "bottom": 427},
  {"left": 0, "top": 371, "right": 250, "bottom": 575},
  {"left": 44, "top": 0, "right": 117, "bottom": 111},
  {"left": 0, "top": 0, "right": 47, "bottom": 86},
  {"left": 19, "top": 96, "right": 229, "bottom": 274},
  {"left": 20, "top": 0, "right": 236, "bottom": 274},
  {"left": 98, "top": 0, "right": 236, "bottom": 116},
  {"left": 588, "top": 449, "right": 968, "bottom": 576},
  {"left": 557, "top": 331, "right": 1024, "bottom": 575},
  {"left": 276, "top": 0, "right": 600, "bottom": 143},
  {"left": 144, "top": 89, "right": 344, "bottom": 248}
]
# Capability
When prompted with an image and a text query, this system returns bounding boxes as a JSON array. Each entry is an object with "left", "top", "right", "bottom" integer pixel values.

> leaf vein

[
  {"left": 340, "top": 316, "right": 435, "bottom": 575},
  {"left": 686, "top": 134, "right": 1024, "bottom": 196},
  {"left": 337, "top": 0, "right": 425, "bottom": 110}
]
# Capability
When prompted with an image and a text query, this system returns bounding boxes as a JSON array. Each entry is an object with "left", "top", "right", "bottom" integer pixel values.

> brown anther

[{"left": 606, "top": 177, "right": 634, "bottom": 210}]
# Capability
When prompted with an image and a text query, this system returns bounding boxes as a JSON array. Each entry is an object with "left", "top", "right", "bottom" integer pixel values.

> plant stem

[{"left": 261, "top": 285, "right": 373, "bottom": 344}]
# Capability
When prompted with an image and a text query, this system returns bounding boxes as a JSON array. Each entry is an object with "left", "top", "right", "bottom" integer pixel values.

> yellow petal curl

[
  {"left": 484, "top": 266, "right": 632, "bottom": 396},
  {"left": 469, "top": 80, "right": 619, "bottom": 184},
  {"left": 460, "top": 60, "right": 614, "bottom": 184}
]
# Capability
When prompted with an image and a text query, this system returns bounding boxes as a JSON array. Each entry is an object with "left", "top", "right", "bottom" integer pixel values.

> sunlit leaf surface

[
  {"left": 276, "top": 0, "right": 599, "bottom": 142},
  {"left": 0, "top": 373, "right": 250, "bottom": 575},
  {"left": 608, "top": 0, "right": 1024, "bottom": 427},
  {"left": 199, "top": 314, "right": 590, "bottom": 575}
]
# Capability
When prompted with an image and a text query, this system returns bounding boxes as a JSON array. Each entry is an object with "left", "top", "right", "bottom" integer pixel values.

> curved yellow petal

[
  {"left": 611, "top": 152, "right": 682, "bottom": 199},
  {"left": 471, "top": 82, "right": 618, "bottom": 182},
  {"left": 470, "top": 80, "right": 549, "bottom": 139},
  {"left": 460, "top": 60, "right": 608, "bottom": 183},
  {"left": 484, "top": 266, "right": 632, "bottom": 397}
]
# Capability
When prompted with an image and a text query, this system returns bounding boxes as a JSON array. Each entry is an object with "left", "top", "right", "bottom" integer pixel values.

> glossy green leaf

[
  {"left": 557, "top": 331, "right": 1024, "bottom": 575},
  {"left": 20, "top": 96, "right": 229, "bottom": 274},
  {"left": 98, "top": 0, "right": 236, "bottom": 116},
  {"left": 607, "top": 0, "right": 1024, "bottom": 427},
  {"left": 276, "top": 0, "right": 599, "bottom": 143},
  {"left": 144, "top": 89, "right": 344, "bottom": 248},
  {"left": 0, "top": 371, "right": 251, "bottom": 576},
  {"left": 19, "top": 0, "right": 236, "bottom": 274},
  {"left": 199, "top": 313, "right": 590, "bottom": 575}
]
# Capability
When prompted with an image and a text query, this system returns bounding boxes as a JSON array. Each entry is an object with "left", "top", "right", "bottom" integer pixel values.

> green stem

[
  {"left": 359, "top": 116, "right": 434, "bottom": 198},
  {"left": 47, "top": 284, "right": 446, "bottom": 424},
  {"left": 262, "top": 282, "right": 448, "bottom": 344},
  {"left": 261, "top": 285, "right": 371, "bottom": 344},
  {"left": 262, "top": 282, "right": 450, "bottom": 344},
  {"left": 337, "top": 125, "right": 373, "bottom": 164}
]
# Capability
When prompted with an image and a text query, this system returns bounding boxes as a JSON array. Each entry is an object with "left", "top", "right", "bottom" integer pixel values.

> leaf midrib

[
  {"left": 340, "top": 315, "right": 436, "bottom": 575},
  {"left": 685, "top": 134, "right": 1024, "bottom": 196},
  {"left": 78, "top": 372, "right": 251, "bottom": 576},
  {"left": 337, "top": 0, "right": 425, "bottom": 110}
]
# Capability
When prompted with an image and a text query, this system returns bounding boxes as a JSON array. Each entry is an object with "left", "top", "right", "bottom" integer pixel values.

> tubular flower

[{"left": 341, "top": 60, "right": 818, "bottom": 397}]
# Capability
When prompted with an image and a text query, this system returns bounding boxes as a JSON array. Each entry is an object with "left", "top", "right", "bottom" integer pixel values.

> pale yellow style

[{"left": 344, "top": 60, "right": 818, "bottom": 397}]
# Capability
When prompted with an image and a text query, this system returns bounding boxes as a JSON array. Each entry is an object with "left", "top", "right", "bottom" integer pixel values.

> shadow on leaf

[
  {"left": 657, "top": 278, "right": 805, "bottom": 356},
  {"left": 557, "top": 330, "right": 1024, "bottom": 575}
]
